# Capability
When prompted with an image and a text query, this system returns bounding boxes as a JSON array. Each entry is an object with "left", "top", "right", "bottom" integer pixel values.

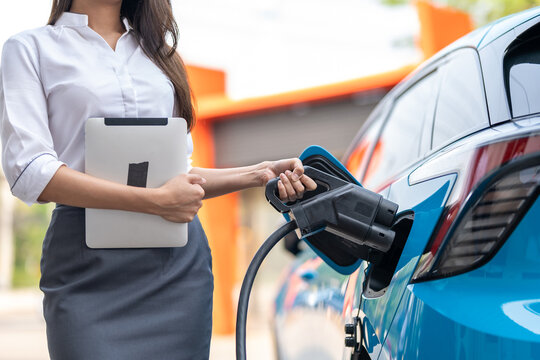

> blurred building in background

[{"left": 188, "top": 0, "right": 473, "bottom": 334}]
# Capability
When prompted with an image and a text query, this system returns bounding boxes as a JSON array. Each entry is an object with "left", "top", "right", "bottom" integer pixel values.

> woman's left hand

[{"left": 262, "top": 158, "right": 317, "bottom": 202}]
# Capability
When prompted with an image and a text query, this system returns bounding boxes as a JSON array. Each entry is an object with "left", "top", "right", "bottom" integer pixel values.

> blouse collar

[{"left": 55, "top": 11, "right": 133, "bottom": 32}]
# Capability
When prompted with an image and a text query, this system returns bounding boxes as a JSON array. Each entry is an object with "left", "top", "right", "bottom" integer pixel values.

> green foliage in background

[
  {"left": 449, "top": 0, "right": 540, "bottom": 24},
  {"left": 381, "top": 0, "right": 408, "bottom": 5},
  {"left": 380, "top": 0, "right": 540, "bottom": 25},
  {"left": 12, "top": 202, "right": 54, "bottom": 287}
]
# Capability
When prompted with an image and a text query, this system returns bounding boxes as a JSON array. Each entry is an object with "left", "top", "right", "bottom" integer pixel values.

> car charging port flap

[{"left": 265, "top": 165, "right": 402, "bottom": 270}]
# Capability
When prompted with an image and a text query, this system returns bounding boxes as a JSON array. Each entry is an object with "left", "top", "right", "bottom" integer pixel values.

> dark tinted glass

[
  {"left": 432, "top": 48, "right": 488, "bottom": 149},
  {"left": 363, "top": 72, "right": 438, "bottom": 190},
  {"left": 505, "top": 37, "right": 540, "bottom": 118}
]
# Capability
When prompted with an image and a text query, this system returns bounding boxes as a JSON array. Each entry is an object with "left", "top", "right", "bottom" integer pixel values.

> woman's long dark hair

[{"left": 48, "top": 0, "right": 195, "bottom": 131}]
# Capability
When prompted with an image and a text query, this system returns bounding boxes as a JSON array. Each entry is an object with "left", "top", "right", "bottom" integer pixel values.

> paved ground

[{"left": 0, "top": 289, "right": 275, "bottom": 360}]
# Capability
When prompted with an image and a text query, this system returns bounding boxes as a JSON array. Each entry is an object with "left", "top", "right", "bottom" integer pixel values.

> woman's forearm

[
  {"left": 38, "top": 165, "right": 162, "bottom": 214},
  {"left": 38, "top": 159, "right": 312, "bottom": 220},
  {"left": 189, "top": 162, "right": 269, "bottom": 199}
]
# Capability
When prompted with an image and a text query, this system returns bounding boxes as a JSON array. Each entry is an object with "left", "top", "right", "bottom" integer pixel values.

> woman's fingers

[
  {"left": 280, "top": 173, "right": 297, "bottom": 201},
  {"left": 290, "top": 159, "right": 304, "bottom": 181},
  {"left": 289, "top": 159, "right": 317, "bottom": 192},
  {"left": 186, "top": 174, "right": 206, "bottom": 185},
  {"left": 277, "top": 171, "right": 317, "bottom": 203},
  {"left": 286, "top": 170, "right": 305, "bottom": 196},
  {"left": 300, "top": 174, "right": 318, "bottom": 191},
  {"left": 277, "top": 179, "right": 288, "bottom": 201},
  {"left": 271, "top": 157, "right": 317, "bottom": 202}
]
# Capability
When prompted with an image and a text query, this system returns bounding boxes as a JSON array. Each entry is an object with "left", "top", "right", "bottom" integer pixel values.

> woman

[{"left": 0, "top": 0, "right": 317, "bottom": 359}]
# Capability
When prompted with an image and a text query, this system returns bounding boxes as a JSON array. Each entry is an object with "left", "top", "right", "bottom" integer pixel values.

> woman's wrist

[
  {"left": 254, "top": 161, "right": 272, "bottom": 187},
  {"left": 136, "top": 186, "right": 164, "bottom": 216}
]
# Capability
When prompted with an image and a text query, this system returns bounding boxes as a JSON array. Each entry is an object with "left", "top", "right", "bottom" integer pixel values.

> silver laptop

[{"left": 84, "top": 117, "right": 188, "bottom": 248}]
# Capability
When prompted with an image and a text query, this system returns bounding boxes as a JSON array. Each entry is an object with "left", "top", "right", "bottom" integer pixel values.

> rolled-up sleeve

[{"left": 0, "top": 37, "right": 66, "bottom": 206}]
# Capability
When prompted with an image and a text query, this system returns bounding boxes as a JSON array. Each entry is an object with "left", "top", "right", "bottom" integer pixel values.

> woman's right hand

[{"left": 154, "top": 173, "right": 206, "bottom": 223}]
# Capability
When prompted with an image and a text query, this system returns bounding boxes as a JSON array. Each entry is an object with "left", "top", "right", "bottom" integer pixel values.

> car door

[{"left": 349, "top": 48, "right": 490, "bottom": 360}]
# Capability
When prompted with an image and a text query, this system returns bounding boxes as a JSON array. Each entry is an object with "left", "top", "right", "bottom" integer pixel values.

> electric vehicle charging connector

[{"left": 236, "top": 163, "right": 405, "bottom": 360}]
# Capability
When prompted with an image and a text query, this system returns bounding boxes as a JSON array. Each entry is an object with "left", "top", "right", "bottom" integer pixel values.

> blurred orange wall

[
  {"left": 416, "top": 0, "right": 475, "bottom": 58},
  {"left": 186, "top": 65, "right": 239, "bottom": 335}
]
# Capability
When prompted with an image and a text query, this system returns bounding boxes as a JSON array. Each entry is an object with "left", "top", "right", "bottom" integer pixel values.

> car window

[
  {"left": 504, "top": 27, "right": 540, "bottom": 118},
  {"left": 432, "top": 48, "right": 489, "bottom": 149},
  {"left": 362, "top": 71, "right": 439, "bottom": 190},
  {"left": 345, "top": 115, "right": 384, "bottom": 181}
]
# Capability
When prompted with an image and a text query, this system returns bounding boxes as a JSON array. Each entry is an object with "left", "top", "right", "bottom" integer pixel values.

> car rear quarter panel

[
  {"left": 379, "top": 197, "right": 540, "bottom": 360},
  {"left": 356, "top": 173, "right": 456, "bottom": 359}
]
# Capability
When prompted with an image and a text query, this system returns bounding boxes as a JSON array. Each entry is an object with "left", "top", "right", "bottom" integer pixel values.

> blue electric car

[{"left": 273, "top": 7, "right": 540, "bottom": 360}]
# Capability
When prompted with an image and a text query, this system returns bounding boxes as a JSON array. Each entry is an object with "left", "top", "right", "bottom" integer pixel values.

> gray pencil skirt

[{"left": 39, "top": 204, "right": 213, "bottom": 360}]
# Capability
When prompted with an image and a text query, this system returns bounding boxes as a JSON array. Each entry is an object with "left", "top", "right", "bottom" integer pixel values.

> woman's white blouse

[{"left": 0, "top": 12, "right": 193, "bottom": 206}]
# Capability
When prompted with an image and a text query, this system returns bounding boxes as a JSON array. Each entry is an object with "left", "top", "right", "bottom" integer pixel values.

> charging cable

[{"left": 236, "top": 221, "right": 298, "bottom": 360}]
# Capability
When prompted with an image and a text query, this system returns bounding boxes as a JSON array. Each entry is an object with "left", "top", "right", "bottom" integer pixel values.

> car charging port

[{"left": 363, "top": 211, "right": 415, "bottom": 297}]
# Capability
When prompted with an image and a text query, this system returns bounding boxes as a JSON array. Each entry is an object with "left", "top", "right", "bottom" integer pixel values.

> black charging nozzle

[
  {"left": 265, "top": 166, "right": 399, "bottom": 264},
  {"left": 237, "top": 165, "right": 402, "bottom": 360}
]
